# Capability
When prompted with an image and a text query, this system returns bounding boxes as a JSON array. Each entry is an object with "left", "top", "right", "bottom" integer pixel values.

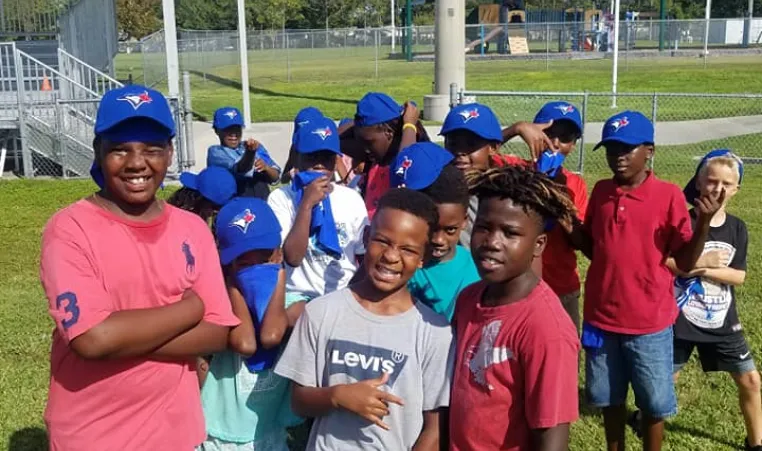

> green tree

[
  {"left": 116, "top": 0, "right": 161, "bottom": 39},
  {"left": 175, "top": 0, "right": 236, "bottom": 30}
]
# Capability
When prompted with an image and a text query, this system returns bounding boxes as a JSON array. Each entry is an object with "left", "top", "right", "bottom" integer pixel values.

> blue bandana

[
  {"left": 292, "top": 171, "right": 342, "bottom": 258},
  {"left": 536, "top": 150, "right": 566, "bottom": 178},
  {"left": 674, "top": 276, "right": 705, "bottom": 310},
  {"left": 236, "top": 263, "right": 282, "bottom": 372}
]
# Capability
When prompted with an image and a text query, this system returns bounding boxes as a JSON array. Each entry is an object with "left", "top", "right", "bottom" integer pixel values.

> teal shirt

[{"left": 408, "top": 245, "right": 480, "bottom": 321}]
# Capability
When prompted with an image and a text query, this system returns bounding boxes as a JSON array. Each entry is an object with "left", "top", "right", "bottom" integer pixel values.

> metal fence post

[
  {"left": 545, "top": 22, "right": 550, "bottom": 71},
  {"left": 182, "top": 71, "right": 195, "bottom": 170},
  {"left": 15, "top": 50, "right": 33, "bottom": 177},
  {"left": 449, "top": 83, "right": 458, "bottom": 108},
  {"left": 286, "top": 31, "right": 291, "bottom": 82},
  {"left": 55, "top": 100, "right": 66, "bottom": 178},
  {"left": 578, "top": 92, "right": 588, "bottom": 175},
  {"left": 650, "top": 92, "right": 658, "bottom": 170},
  {"left": 374, "top": 29, "right": 379, "bottom": 79}
]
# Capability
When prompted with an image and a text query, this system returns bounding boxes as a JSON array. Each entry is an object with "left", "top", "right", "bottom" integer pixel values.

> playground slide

[{"left": 465, "top": 26, "right": 504, "bottom": 52}]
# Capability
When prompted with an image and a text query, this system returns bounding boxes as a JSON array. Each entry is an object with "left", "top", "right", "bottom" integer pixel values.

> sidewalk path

[{"left": 188, "top": 115, "right": 762, "bottom": 172}]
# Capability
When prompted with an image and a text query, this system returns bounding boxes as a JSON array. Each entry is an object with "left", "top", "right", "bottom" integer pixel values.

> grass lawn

[
  {"left": 3, "top": 133, "right": 762, "bottom": 449},
  {"left": 114, "top": 51, "right": 762, "bottom": 123}
]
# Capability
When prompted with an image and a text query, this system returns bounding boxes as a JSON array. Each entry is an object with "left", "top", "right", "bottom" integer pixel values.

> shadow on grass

[
  {"left": 665, "top": 422, "right": 744, "bottom": 450},
  {"left": 188, "top": 70, "right": 358, "bottom": 111},
  {"left": 9, "top": 427, "right": 48, "bottom": 451}
]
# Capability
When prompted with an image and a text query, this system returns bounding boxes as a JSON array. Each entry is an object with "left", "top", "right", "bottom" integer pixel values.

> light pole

[{"left": 237, "top": 0, "right": 251, "bottom": 126}]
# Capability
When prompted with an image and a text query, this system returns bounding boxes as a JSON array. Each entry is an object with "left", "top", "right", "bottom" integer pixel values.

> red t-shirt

[
  {"left": 40, "top": 201, "right": 240, "bottom": 450},
  {"left": 363, "top": 164, "right": 390, "bottom": 219},
  {"left": 543, "top": 169, "right": 588, "bottom": 296},
  {"left": 492, "top": 154, "right": 588, "bottom": 296},
  {"left": 450, "top": 281, "right": 579, "bottom": 451},
  {"left": 584, "top": 173, "right": 693, "bottom": 334}
]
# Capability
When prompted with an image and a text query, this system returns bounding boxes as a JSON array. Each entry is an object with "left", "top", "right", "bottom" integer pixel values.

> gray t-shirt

[
  {"left": 274, "top": 288, "right": 454, "bottom": 450},
  {"left": 460, "top": 195, "right": 478, "bottom": 248}
]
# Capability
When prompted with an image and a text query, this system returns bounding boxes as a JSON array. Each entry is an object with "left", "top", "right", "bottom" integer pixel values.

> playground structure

[{"left": 465, "top": 4, "right": 604, "bottom": 55}]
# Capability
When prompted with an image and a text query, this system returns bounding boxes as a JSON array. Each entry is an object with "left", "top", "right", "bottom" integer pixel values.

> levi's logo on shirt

[{"left": 326, "top": 339, "right": 408, "bottom": 387}]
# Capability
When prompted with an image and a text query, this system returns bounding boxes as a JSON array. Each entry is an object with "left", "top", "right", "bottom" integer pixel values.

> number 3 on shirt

[{"left": 56, "top": 292, "right": 80, "bottom": 330}]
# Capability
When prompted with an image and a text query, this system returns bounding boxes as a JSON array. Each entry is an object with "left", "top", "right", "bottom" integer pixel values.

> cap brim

[
  {"left": 297, "top": 147, "right": 342, "bottom": 155},
  {"left": 179, "top": 172, "right": 199, "bottom": 190},
  {"left": 438, "top": 125, "right": 502, "bottom": 143},
  {"left": 592, "top": 136, "right": 652, "bottom": 150},
  {"left": 683, "top": 178, "right": 699, "bottom": 204},
  {"left": 220, "top": 235, "right": 282, "bottom": 265}
]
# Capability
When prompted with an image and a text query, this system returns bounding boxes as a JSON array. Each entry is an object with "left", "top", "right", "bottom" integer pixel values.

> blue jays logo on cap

[
  {"left": 610, "top": 116, "right": 630, "bottom": 132},
  {"left": 395, "top": 156, "right": 413, "bottom": 179},
  {"left": 231, "top": 209, "right": 256, "bottom": 234},
  {"left": 224, "top": 110, "right": 238, "bottom": 119},
  {"left": 311, "top": 127, "right": 332, "bottom": 141},
  {"left": 118, "top": 91, "right": 153, "bottom": 110},
  {"left": 555, "top": 104, "right": 575, "bottom": 115},
  {"left": 459, "top": 108, "right": 480, "bottom": 123}
]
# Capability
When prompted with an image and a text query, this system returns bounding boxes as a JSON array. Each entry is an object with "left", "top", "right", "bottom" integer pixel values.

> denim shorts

[{"left": 585, "top": 326, "right": 677, "bottom": 418}]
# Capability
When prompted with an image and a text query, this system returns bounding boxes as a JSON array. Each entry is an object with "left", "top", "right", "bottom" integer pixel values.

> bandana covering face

[
  {"left": 236, "top": 263, "right": 282, "bottom": 372},
  {"left": 291, "top": 171, "right": 342, "bottom": 258}
]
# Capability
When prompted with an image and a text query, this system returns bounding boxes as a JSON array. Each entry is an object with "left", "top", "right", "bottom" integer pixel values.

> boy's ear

[
  {"left": 645, "top": 144, "right": 655, "bottom": 160},
  {"left": 533, "top": 233, "right": 548, "bottom": 259}
]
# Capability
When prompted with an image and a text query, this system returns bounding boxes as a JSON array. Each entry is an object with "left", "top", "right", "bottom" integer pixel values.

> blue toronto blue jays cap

[
  {"left": 440, "top": 103, "right": 502, "bottom": 143},
  {"left": 683, "top": 149, "right": 744, "bottom": 204},
  {"left": 295, "top": 116, "right": 341, "bottom": 155},
  {"left": 179, "top": 166, "right": 237, "bottom": 207},
  {"left": 338, "top": 117, "right": 353, "bottom": 129},
  {"left": 216, "top": 197, "right": 282, "bottom": 265},
  {"left": 593, "top": 110, "right": 654, "bottom": 150},
  {"left": 213, "top": 107, "right": 245, "bottom": 130},
  {"left": 534, "top": 101, "right": 582, "bottom": 134},
  {"left": 354, "top": 92, "right": 402, "bottom": 127},
  {"left": 390, "top": 142, "right": 454, "bottom": 190},
  {"left": 95, "top": 85, "right": 175, "bottom": 138},
  {"left": 292, "top": 106, "right": 324, "bottom": 145}
]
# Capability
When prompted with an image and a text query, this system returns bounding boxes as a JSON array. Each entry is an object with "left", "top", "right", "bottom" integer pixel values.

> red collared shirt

[{"left": 583, "top": 173, "right": 693, "bottom": 334}]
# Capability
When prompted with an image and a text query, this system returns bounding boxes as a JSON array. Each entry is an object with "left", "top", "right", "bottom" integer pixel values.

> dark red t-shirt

[
  {"left": 450, "top": 281, "right": 579, "bottom": 451},
  {"left": 543, "top": 169, "right": 588, "bottom": 296},
  {"left": 583, "top": 173, "right": 693, "bottom": 334}
]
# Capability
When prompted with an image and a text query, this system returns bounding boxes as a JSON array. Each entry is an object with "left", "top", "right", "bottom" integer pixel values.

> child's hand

[
  {"left": 330, "top": 372, "right": 405, "bottom": 430},
  {"left": 697, "top": 250, "right": 730, "bottom": 268},
  {"left": 254, "top": 159, "right": 268, "bottom": 172},
  {"left": 244, "top": 138, "right": 260, "bottom": 152},
  {"left": 695, "top": 188, "right": 726, "bottom": 222},
  {"left": 302, "top": 176, "right": 332, "bottom": 208},
  {"left": 269, "top": 248, "right": 284, "bottom": 265},
  {"left": 402, "top": 101, "right": 420, "bottom": 126},
  {"left": 515, "top": 121, "right": 557, "bottom": 162}
]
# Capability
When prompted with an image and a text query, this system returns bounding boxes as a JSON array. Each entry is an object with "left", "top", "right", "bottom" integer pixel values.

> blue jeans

[{"left": 585, "top": 326, "right": 677, "bottom": 418}]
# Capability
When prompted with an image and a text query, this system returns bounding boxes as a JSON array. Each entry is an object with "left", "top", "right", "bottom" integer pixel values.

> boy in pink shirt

[{"left": 39, "top": 85, "right": 239, "bottom": 450}]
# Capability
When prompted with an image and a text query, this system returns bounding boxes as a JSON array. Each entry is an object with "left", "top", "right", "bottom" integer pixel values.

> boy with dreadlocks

[
  {"left": 448, "top": 165, "right": 579, "bottom": 451},
  {"left": 390, "top": 142, "right": 480, "bottom": 321}
]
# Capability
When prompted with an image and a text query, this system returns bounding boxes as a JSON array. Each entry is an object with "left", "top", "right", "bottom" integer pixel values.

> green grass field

[
  {"left": 2, "top": 50, "right": 762, "bottom": 450},
  {"left": 115, "top": 51, "right": 762, "bottom": 123},
  {"left": 3, "top": 143, "right": 762, "bottom": 450}
]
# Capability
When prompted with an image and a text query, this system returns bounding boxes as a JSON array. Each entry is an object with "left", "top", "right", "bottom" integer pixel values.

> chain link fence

[
  {"left": 456, "top": 90, "right": 762, "bottom": 184},
  {"left": 119, "top": 17, "right": 762, "bottom": 91}
]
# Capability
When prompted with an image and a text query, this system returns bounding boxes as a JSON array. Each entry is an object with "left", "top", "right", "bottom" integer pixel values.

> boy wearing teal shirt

[{"left": 390, "top": 142, "right": 480, "bottom": 321}]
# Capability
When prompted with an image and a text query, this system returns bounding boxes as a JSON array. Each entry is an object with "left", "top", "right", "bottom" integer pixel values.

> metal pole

[
  {"left": 391, "top": 0, "right": 396, "bottom": 52},
  {"left": 15, "top": 50, "right": 32, "bottom": 177},
  {"left": 545, "top": 21, "right": 550, "bottom": 71},
  {"left": 703, "top": 0, "right": 712, "bottom": 62},
  {"left": 161, "top": 0, "right": 180, "bottom": 96},
  {"left": 578, "top": 92, "right": 588, "bottom": 174},
  {"left": 743, "top": 0, "right": 753, "bottom": 47},
  {"left": 658, "top": 0, "right": 666, "bottom": 51},
  {"left": 611, "top": 0, "right": 620, "bottom": 108},
  {"left": 236, "top": 0, "right": 251, "bottom": 126},
  {"left": 650, "top": 93, "right": 658, "bottom": 170},
  {"left": 375, "top": 29, "right": 379, "bottom": 79},
  {"left": 56, "top": 101, "right": 66, "bottom": 178},
  {"left": 405, "top": 0, "right": 413, "bottom": 61},
  {"left": 449, "top": 82, "right": 458, "bottom": 108},
  {"left": 182, "top": 71, "right": 195, "bottom": 169},
  {"left": 625, "top": 20, "right": 630, "bottom": 71},
  {"left": 480, "top": 24, "right": 485, "bottom": 56}
]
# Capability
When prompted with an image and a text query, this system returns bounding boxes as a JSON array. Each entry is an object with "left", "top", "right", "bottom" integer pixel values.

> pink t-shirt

[{"left": 40, "top": 200, "right": 239, "bottom": 451}]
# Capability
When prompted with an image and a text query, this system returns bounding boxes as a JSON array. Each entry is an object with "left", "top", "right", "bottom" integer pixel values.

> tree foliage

[{"left": 116, "top": 0, "right": 161, "bottom": 39}]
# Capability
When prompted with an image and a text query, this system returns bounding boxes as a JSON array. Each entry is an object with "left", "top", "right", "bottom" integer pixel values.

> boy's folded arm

[
  {"left": 665, "top": 257, "right": 690, "bottom": 277},
  {"left": 283, "top": 204, "right": 314, "bottom": 267},
  {"left": 226, "top": 284, "right": 257, "bottom": 357},
  {"left": 699, "top": 267, "right": 746, "bottom": 286},
  {"left": 412, "top": 409, "right": 443, "bottom": 451},
  {"left": 148, "top": 320, "right": 231, "bottom": 359},
  {"left": 259, "top": 268, "right": 290, "bottom": 349},
  {"left": 70, "top": 294, "right": 204, "bottom": 360},
  {"left": 673, "top": 220, "right": 712, "bottom": 273},
  {"left": 530, "top": 424, "right": 571, "bottom": 451}
]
